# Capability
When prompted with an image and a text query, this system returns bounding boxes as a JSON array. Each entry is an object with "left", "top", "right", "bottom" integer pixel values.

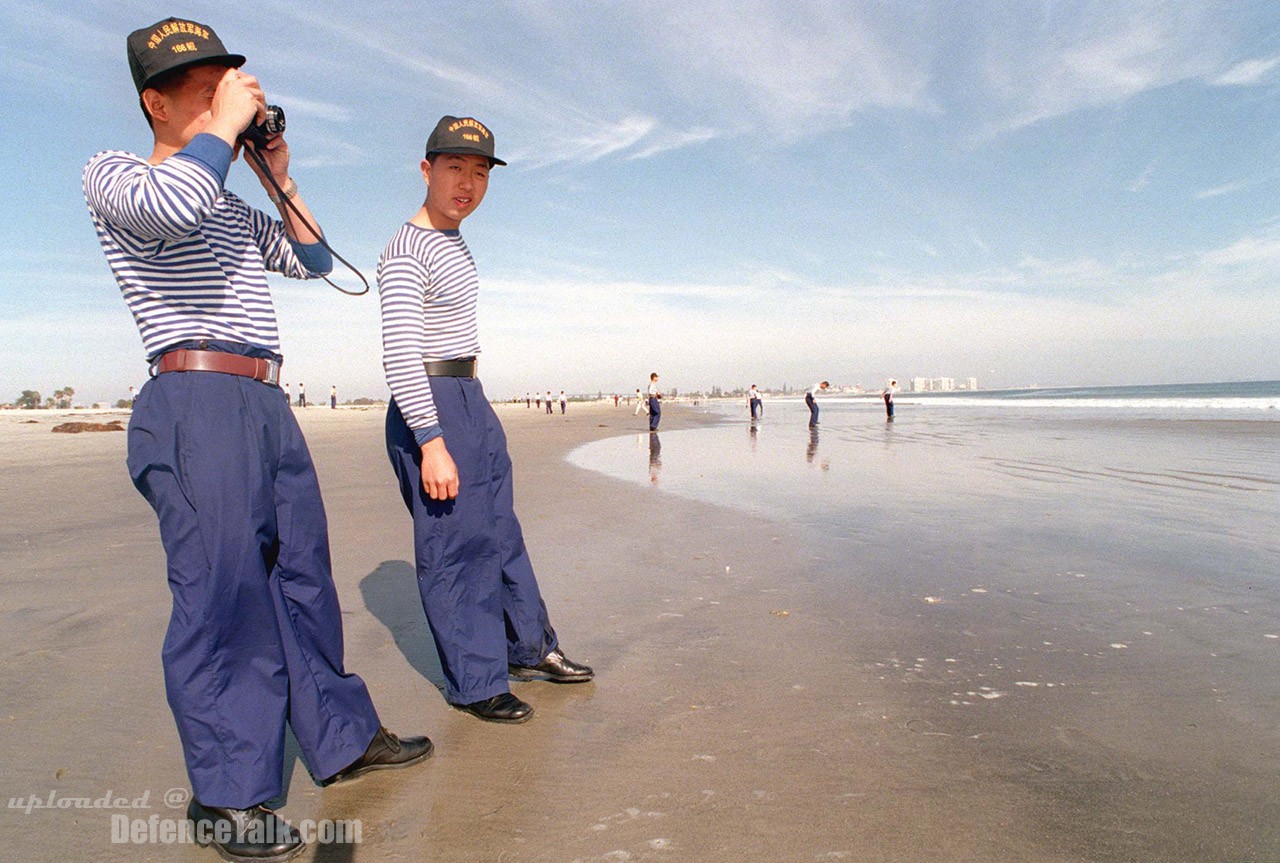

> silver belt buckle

[{"left": 264, "top": 359, "right": 281, "bottom": 386}]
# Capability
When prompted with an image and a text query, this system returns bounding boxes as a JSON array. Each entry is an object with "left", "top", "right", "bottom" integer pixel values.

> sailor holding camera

[{"left": 83, "top": 18, "right": 430, "bottom": 863}]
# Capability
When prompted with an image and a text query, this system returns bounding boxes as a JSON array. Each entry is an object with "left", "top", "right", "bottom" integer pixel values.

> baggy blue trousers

[
  {"left": 806, "top": 393, "right": 819, "bottom": 426},
  {"left": 127, "top": 344, "right": 380, "bottom": 808},
  {"left": 648, "top": 397, "right": 661, "bottom": 431},
  {"left": 385, "top": 377, "right": 557, "bottom": 705}
]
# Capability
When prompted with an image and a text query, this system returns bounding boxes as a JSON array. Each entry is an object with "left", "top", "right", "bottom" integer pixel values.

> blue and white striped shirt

[
  {"left": 83, "top": 133, "right": 330, "bottom": 359},
  {"left": 377, "top": 223, "right": 483, "bottom": 443}
]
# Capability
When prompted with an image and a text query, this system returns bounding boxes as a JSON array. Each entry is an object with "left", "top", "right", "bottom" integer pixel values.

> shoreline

[{"left": 1, "top": 401, "right": 1277, "bottom": 861}]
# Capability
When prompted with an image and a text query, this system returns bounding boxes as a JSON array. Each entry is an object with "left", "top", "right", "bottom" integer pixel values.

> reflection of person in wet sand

[
  {"left": 806, "top": 427, "right": 829, "bottom": 471},
  {"left": 648, "top": 432, "right": 662, "bottom": 483}
]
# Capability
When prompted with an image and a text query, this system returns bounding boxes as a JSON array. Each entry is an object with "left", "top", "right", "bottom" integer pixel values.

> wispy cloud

[
  {"left": 978, "top": 6, "right": 1230, "bottom": 137},
  {"left": 1129, "top": 162, "right": 1156, "bottom": 192},
  {"left": 1211, "top": 56, "right": 1280, "bottom": 86},
  {"left": 272, "top": 94, "right": 352, "bottom": 123},
  {"left": 1195, "top": 178, "right": 1253, "bottom": 199}
]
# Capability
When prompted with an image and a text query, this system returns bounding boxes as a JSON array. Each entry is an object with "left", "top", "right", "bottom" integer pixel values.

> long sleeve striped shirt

[
  {"left": 377, "top": 223, "right": 482, "bottom": 443},
  {"left": 83, "top": 133, "right": 331, "bottom": 359}
]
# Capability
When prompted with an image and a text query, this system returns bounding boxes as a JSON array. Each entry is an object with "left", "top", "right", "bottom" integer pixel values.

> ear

[
  {"left": 420, "top": 158, "right": 432, "bottom": 186},
  {"left": 141, "top": 88, "right": 168, "bottom": 124}
]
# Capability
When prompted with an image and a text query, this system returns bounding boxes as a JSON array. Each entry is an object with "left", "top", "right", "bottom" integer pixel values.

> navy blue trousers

[
  {"left": 128, "top": 348, "right": 379, "bottom": 808},
  {"left": 806, "top": 393, "right": 819, "bottom": 426},
  {"left": 884, "top": 394, "right": 895, "bottom": 418},
  {"left": 648, "top": 397, "right": 661, "bottom": 430},
  {"left": 386, "top": 379, "right": 556, "bottom": 705}
]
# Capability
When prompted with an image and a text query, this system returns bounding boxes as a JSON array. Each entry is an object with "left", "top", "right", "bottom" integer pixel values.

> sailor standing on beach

[
  {"left": 749, "top": 384, "right": 762, "bottom": 419},
  {"left": 377, "top": 116, "right": 593, "bottom": 725},
  {"left": 883, "top": 379, "right": 897, "bottom": 420},
  {"left": 806, "top": 381, "right": 829, "bottom": 427},
  {"left": 83, "top": 18, "right": 430, "bottom": 862}
]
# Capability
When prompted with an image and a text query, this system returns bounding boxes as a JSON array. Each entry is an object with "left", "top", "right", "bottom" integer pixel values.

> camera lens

[{"left": 261, "top": 105, "right": 286, "bottom": 136}]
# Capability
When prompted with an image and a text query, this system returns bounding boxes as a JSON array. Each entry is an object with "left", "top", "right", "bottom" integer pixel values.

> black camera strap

[{"left": 242, "top": 143, "right": 370, "bottom": 297}]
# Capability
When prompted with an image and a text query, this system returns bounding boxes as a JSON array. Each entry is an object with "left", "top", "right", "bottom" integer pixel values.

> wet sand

[{"left": 1, "top": 402, "right": 1277, "bottom": 862}]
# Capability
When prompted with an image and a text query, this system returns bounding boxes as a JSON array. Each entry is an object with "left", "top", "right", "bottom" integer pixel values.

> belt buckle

[{"left": 263, "top": 359, "right": 281, "bottom": 386}]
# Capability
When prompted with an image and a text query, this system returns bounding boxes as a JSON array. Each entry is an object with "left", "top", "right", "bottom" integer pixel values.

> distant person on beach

[
  {"left": 749, "top": 384, "right": 762, "bottom": 419},
  {"left": 298, "top": 381, "right": 306, "bottom": 407},
  {"left": 376, "top": 115, "right": 593, "bottom": 726},
  {"left": 634, "top": 387, "right": 646, "bottom": 415},
  {"left": 806, "top": 381, "right": 829, "bottom": 427},
  {"left": 559, "top": 390, "right": 567, "bottom": 414},
  {"left": 883, "top": 380, "right": 897, "bottom": 420},
  {"left": 128, "top": 384, "right": 136, "bottom": 407},
  {"left": 648, "top": 372, "right": 662, "bottom": 431},
  {"left": 284, "top": 382, "right": 291, "bottom": 404},
  {"left": 83, "top": 17, "right": 430, "bottom": 861},
  {"left": 546, "top": 389, "right": 554, "bottom": 414},
  {"left": 330, "top": 384, "right": 338, "bottom": 409},
  {"left": 526, "top": 391, "right": 531, "bottom": 408}
]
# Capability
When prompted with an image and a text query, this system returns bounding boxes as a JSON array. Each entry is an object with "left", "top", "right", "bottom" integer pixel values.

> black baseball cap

[
  {"left": 127, "top": 17, "right": 245, "bottom": 94},
  {"left": 425, "top": 116, "right": 507, "bottom": 167}
]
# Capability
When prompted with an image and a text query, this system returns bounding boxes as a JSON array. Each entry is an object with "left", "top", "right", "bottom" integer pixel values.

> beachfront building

[{"left": 910, "top": 377, "right": 957, "bottom": 392}]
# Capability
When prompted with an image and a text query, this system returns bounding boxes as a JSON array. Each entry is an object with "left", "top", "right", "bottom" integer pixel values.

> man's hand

[
  {"left": 203, "top": 68, "right": 264, "bottom": 148},
  {"left": 243, "top": 122, "right": 291, "bottom": 191},
  {"left": 420, "top": 437, "right": 459, "bottom": 501}
]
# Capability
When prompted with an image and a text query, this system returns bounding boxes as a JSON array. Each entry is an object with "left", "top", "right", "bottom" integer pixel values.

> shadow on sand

[{"left": 359, "top": 560, "right": 447, "bottom": 693}]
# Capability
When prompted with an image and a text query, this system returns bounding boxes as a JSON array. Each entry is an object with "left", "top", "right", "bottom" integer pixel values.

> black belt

[{"left": 424, "top": 357, "right": 477, "bottom": 377}]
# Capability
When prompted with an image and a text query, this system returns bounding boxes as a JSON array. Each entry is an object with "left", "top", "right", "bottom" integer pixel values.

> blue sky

[{"left": 2, "top": 0, "right": 1278, "bottom": 404}]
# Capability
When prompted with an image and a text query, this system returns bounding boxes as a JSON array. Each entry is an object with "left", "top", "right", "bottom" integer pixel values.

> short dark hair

[{"left": 650, "top": 372, "right": 659, "bottom": 380}]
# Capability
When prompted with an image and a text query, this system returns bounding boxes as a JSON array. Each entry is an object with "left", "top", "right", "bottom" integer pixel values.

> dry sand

[{"left": 0, "top": 402, "right": 1276, "bottom": 862}]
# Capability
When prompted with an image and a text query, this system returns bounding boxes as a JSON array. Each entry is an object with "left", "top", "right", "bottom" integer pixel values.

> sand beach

[{"left": 1, "top": 400, "right": 1277, "bottom": 862}]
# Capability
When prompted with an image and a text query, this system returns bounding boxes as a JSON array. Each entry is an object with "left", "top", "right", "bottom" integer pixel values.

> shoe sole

[
  {"left": 454, "top": 704, "right": 535, "bottom": 724},
  {"left": 193, "top": 827, "right": 306, "bottom": 863},
  {"left": 325, "top": 741, "right": 434, "bottom": 785},
  {"left": 508, "top": 667, "right": 595, "bottom": 684}
]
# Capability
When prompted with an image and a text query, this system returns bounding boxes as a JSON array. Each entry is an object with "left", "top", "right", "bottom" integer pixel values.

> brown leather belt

[
  {"left": 423, "top": 357, "right": 477, "bottom": 377},
  {"left": 151, "top": 349, "right": 282, "bottom": 385}
]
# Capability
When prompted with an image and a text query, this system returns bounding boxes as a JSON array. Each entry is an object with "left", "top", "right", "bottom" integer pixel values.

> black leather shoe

[
  {"left": 455, "top": 692, "right": 534, "bottom": 723},
  {"left": 509, "top": 648, "right": 595, "bottom": 683},
  {"left": 187, "top": 798, "right": 304, "bottom": 863},
  {"left": 324, "top": 727, "right": 433, "bottom": 785}
]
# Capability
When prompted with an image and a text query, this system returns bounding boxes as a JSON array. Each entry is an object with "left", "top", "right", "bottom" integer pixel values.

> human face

[
  {"left": 422, "top": 154, "right": 490, "bottom": 229},
  {"left": 147, "top": 63, "right": 233, "bottom": 147}
]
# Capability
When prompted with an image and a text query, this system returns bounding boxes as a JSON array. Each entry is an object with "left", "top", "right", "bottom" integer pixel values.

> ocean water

[{"left": 567, "top": 381, "right": 1280, "bottom": 590}]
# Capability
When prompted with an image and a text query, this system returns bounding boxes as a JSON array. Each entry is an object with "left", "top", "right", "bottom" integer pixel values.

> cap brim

[
  {"left": 139, "top": 53, "right": 246, "bottom": 91},
  {"left": 427, "top": 146, "right": 506, "bottom": 167}
]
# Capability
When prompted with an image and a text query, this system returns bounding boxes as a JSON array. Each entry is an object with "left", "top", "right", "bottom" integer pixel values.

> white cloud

[
  {"left": 1128, "top": 162, "right": 1156, "bottom": 193},
  {"left": 271, "top": 95, "right": 352, "bottom": 123},
  {"left": 979, "top": 6, "right": 1229, "bottom": 137},
  {"left": 1195, "top": 179, "right": 1252, "bottom": 199},
  {"left": 1211, "top": 56, "right": 1280, "bottom": 86}
]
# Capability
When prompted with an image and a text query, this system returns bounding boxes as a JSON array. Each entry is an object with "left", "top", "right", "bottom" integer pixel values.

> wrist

[{"left": 267, "top": 177, "right": 297, "bottom": 204}]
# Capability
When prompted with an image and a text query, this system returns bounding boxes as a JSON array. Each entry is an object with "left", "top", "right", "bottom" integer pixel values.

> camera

[{"left": 239, "top": 105, "right": 286, "bottom": 148}]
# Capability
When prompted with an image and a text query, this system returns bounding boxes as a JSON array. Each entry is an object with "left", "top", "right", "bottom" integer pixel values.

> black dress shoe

[
  {"left": 455, "top": 692, "right": 534, "bottom": 723},
  {"left": 186, "top": 798, "right": 304, "bottom": 863},
  {"left": 324, "top": 726, "right": 434, "bottom": 785},
  {"left": 509, "top": 647, "right": 595, "bottom": 683}
]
